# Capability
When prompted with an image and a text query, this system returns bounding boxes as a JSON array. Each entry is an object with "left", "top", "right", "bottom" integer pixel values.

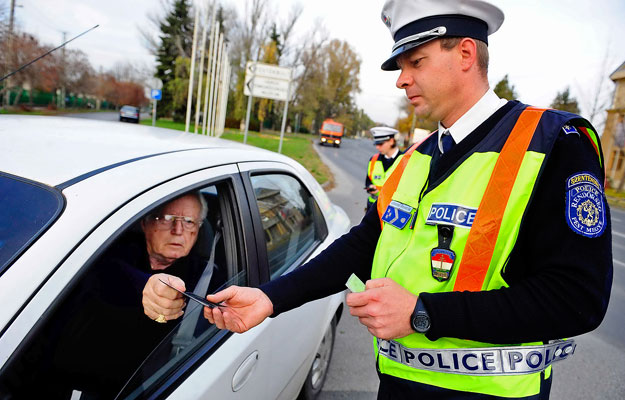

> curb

[{"left": 312, "top": 142, "right": 336, "bottom": 192}]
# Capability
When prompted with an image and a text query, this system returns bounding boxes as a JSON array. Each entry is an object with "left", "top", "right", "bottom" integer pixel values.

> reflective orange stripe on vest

[
  {"left": 453, "top": 107, "right": 545, "bottom": 291},
  {"left": 368, "top": 153, "right": 380, "bottom": 182}
]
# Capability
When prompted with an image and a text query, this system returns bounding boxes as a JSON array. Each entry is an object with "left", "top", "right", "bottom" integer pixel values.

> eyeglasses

[{"left": 150, "top": 214, "right": 202, "bottom": 232}]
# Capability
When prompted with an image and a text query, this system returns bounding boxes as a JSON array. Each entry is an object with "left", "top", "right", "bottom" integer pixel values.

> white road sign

[{"left": 244, "top": 61, "right": 292, "bottom": 101}]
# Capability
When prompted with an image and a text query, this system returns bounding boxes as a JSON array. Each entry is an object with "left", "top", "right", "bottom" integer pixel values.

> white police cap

[
  {"left": 371, "top": 126, "right": 399, "bottom": 144},
  {"left": 380, "top": 0, "right": 504, "bottom": 71}
]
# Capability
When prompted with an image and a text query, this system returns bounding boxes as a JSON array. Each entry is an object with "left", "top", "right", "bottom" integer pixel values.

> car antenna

[{"left": 0, "top": 24, "right": 99, "bottom": 83}]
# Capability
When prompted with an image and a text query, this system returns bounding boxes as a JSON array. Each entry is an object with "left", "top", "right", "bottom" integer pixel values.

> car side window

[
  {"left": 0, "top": 181, "right": 246, "bottom": 399},
  {"left": 250, "top": 173, "right": 327, "bottom": 279}
]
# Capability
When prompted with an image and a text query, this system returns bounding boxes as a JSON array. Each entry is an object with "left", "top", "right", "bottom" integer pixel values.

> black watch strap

[{"left": 410, "top": 297, "right": 431, "bottom": 333}]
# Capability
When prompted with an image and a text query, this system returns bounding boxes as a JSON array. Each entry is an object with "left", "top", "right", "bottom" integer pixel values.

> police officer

[
  {"left": 365, "top": 127, "right": 403, "bottom": 213},
  {"left": 204, "top": 1, "right": 613, "bottom": 398}
]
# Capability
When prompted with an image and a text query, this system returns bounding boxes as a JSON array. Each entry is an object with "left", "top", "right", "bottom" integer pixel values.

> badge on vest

[
  {"left": 382, "top": 200, "right": 414, "bottom": 229},
  {"left": 431, "top": 249, "right": 455, "bottom": 281},
  {"left": 431, "top": 225, "right": 455, "bottom": 281},
  {"left": 566, "top": 172, "right": 606, "bottom": 238},
  {"left": 374, "top": 174, "right": 382, "bottom": 180}
]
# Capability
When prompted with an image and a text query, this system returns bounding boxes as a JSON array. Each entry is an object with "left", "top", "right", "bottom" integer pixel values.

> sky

[{"left": 10, "top": 0, "right": 625, "bottom": 129}]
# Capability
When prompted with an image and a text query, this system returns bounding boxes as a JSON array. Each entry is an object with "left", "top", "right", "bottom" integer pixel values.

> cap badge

[{"left": 381, "top": 12, "right": 391, "bottom": 28}]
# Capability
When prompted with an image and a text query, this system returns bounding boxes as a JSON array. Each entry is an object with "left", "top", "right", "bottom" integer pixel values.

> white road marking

[{"left": 613, "top": 258, "right": 625, "bottom": 268}]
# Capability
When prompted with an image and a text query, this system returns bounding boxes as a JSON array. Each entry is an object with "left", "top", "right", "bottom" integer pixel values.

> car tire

[{"left": 298, "top": 316, "right": 337, "bottom": 400}]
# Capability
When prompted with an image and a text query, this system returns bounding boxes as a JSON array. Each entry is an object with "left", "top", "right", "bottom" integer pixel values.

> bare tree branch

[
  {"left": 137, "top": 0, "right": 171, "bottom": 56},
  {"left": 575, "top": 40, "right": 614, "bottom": 132}
]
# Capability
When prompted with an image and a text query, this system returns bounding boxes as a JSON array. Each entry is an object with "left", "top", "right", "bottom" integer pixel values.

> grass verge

[{"left": 606, "top": 188, "right": 625, "bottom": 209}]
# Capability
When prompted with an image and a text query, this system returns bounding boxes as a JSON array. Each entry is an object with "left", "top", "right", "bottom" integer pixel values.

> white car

[{"left": 0, "top": 116, "right": 350, "bottom": 399}]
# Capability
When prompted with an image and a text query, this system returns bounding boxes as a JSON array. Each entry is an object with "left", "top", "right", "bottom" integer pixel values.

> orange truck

[{"left": 319, "top": 119, "right": 344, "bottom": 148}]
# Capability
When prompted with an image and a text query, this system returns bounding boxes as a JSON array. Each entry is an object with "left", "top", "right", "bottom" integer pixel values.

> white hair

[
  {"left": 145, "top": 191, "right": 208, "bottom": 223},
  {"left": 195, "top": 191, "right": 208, "bottom": 222}
]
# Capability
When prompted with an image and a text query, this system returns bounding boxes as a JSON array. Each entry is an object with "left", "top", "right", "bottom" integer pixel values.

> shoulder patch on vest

[
  {"left": 381, "top": 200, "right": 413, "bottom": 229},
  {"left": 566, "top": 172, "right": 606, "bottom": 238},
  {"left": 562, "top": 124, "right": 580, "bottom": 137}
]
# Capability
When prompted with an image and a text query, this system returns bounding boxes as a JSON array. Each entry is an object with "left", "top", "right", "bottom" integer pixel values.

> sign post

[
  {"left": 243, "top": 61, "right": 292, "bottom": 152},
  {"left": 150, "top": 89, "right": 162, "bottom": 127}
]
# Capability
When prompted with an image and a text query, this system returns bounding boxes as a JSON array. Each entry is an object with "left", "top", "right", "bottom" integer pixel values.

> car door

[
  {"left": 0, "top": 164, "right": 279, "bottom": 399},
  {"left": 240, "top": 162, "right": 344, "bottom": 399},
  {"left": 167, "top": 161, "right": 347, "bottom": 400}
]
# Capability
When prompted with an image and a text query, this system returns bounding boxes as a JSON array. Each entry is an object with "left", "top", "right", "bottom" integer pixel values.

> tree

[
  {"left": 1, "top": 33, "right": 42, "bottom": 105},
  {"left": 110, "top": 61, "right": 152, "bottom": 86},
  {"left": 93, "top": 74, "right": 147, "bottom": 108},
  {"left": 64, "top": 50, "right": 95, "bottom": 97},
  {"left": 576, "top": 45, "right": 614, "bottom": 131},
  {"left": 493, "top": 74, "right": 517, "bottom": 100},
  {"left": 396, "top": 97, "right": 437, "bottom": 136},
  {"left": 154, "top": 0, "right": 194, "bottom": 121},
  {"left": 291, "top": 39, "right": 361, "bottom": 134},
  {"left": 550, "top": 87, "right": 580, "bottom": 114},
  {"left": 257, "top": 33, "right": 279, "bottom": 131},
  {"left": 0, "top": 1, "right": 8, "bottom": 39}
]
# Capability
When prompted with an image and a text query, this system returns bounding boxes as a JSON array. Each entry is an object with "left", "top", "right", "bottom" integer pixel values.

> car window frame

[{"left": 240, "top": 167, "right": 328, "bottom": 283}]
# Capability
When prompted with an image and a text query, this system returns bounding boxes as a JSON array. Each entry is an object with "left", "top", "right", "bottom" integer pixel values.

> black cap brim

[{"left": 381, "top": 37, "right": 438, "bottom": 71}]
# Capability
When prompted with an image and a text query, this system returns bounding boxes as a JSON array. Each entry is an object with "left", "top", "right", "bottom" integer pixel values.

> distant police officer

[
  {"left": 204, "top": 1, "right": 613, "bottom": 399},
  {"left": 366, "top": 127, "right": 403, "bottom": 212}
]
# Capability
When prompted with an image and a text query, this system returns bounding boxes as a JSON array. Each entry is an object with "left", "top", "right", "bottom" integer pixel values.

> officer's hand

[
  {"left": 204, "top": 286, "right": 274, "bottom": 333},
  {"left": 366, "top": 185, "right": 379, "bottom": 195},
  {"left": 142, "top": 273, "right": 186, "bottom": 322},
  {"left": 346, "top": 278, "right": 417, "bottom": 340}
]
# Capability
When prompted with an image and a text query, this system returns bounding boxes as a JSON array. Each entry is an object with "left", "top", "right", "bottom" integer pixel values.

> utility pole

[
  {"left": 3, "top": 0, "right": 16, "bottom": 108},
  {"left": 59, "top": 31, "right": 67, "bottom": 109},
  {"left": 184, "top": 5, "right": 200, "bottom": 133},
  {"left": 8, "top": 0, "right": 15, "bottom": 36}
]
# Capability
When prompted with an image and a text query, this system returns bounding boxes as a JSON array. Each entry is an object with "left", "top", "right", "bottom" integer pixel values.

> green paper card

[{"left": 345, "top": 273, "right": 366, "bottom": 293}]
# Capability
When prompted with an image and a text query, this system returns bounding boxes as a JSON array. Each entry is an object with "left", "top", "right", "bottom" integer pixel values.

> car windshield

[
  {"left": 121, "top": 106, "right": 137, "bottom": 112},
  {"left": 0, "top": 174, "right": 64, "bottom": 275},
  {"left": 321, "top": 122, "right": 342, "bottom": 133}
]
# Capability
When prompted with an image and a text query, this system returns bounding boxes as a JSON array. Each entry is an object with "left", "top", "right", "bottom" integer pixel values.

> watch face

[{"left": 413, "top": 313, "right": 430, "bottom": 333}]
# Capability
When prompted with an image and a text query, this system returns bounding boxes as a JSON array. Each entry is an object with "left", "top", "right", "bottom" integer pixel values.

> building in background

[{"left": 601, "top": 61, "right": 625, "bottom": 188}]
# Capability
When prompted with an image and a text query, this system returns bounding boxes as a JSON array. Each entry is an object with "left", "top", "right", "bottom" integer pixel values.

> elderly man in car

[{"left": 141, "top": 192, "right": 209, "bottom": 323}]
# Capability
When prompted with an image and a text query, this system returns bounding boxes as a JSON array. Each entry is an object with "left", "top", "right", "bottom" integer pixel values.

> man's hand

[
  {"left": 142, "top": 273, "right": 186, "bottom": 322},
  {"left": 203, "top": 286, "right": 274, "bottom": 333},
  {"left": 346, "top": 278, "right": 417, "bottom": 340}
]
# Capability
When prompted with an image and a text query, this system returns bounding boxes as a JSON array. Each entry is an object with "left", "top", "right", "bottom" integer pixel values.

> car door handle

[{"left": 232, "top": 351, "right": 259, "bottom": 392}]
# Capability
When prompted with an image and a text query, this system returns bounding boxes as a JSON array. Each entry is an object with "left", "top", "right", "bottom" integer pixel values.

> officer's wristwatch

[{"left": 410, "top": 298, "right": 431, "bottom": 333}]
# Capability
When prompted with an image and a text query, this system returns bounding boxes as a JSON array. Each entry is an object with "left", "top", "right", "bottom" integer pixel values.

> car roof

[{"left": 1, "top": 115, "right": 278, "bottom": 187}]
